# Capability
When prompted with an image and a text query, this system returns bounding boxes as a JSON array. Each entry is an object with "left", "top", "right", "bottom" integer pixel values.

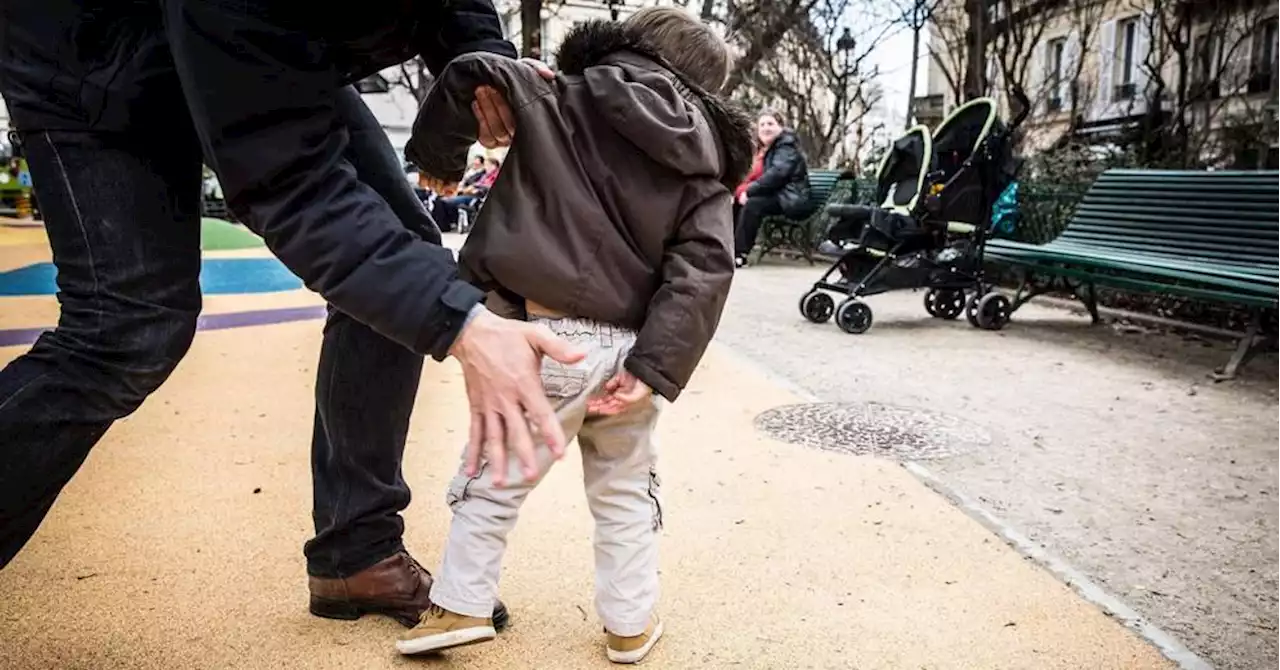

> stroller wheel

[
  {"left": 835, "top": 299, "right": 873, "bottom": 334},
  {"left": 975, "top": 292, "right": 1012, "bottom": 330},
  {"left": 965, "top": 292, "right": 983, "bottom": 327},
  {"left": 924, "top": 288, "right": 965, "bottom": 320},
  {"left": 799, "top": 291, "right": 835, "bottom": 324}
]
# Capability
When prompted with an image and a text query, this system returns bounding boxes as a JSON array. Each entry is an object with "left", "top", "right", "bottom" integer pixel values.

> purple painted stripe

[{"left": 0, "top": 304, "right": 328, "bottom": 348}]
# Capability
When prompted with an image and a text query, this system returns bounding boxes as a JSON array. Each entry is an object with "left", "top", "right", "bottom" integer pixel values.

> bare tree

[
  {"left": 384, "top": 57, "right": 434, "bottom": 104},
  {"left": 887, "top": 0, "right": 946, "bottom": 128},
  {"left": 1138, "top": 0, "right": 1274, "bottom": 166},
  {"left": 1061, "top": 0, "right": 1105, "bottom": 134},
  {"left": 989, "top": 0, "right": 1051, "bottom": 121},
  {"left": 520, "top": 0, "right": 545, "bottom": 59},
  {"left": 732, "top": 0, "right": 889, "bottom": 164},
  {"left": 722, "top": 0, "right": 825, "bottom": 95},
  {"left": 928, "top": 0, "right": 974, "bottom": 108}
]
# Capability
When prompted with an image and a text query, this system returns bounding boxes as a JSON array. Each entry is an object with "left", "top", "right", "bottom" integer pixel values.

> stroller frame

[{"left": 799, "top": 97, "right": 1022, "bottom": 334}]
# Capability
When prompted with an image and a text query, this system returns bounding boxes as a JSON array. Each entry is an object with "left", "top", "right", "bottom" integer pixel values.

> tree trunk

[
  {"left": 520, "top": 0, "right": 543, "bottom": 60},
  {"left": 699, "top": 0, "right": 717, "bottom": 21},
  {"left": 963, "top": 0, "right": 987, "bottom": 99},
  {"left": 905, "top": 14, "right": 922, "bottom": 129}
]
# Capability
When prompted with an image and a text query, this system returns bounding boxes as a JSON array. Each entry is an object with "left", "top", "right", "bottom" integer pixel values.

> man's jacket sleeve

[
  {"left": 406, "top": 53, "right": 555, "bottom": 181},
  {"left": 168, "top": 1, "right": 522, "bottom": 360},
  {"left": 415, "top": 0, "right": 519, "bottom": 74}
]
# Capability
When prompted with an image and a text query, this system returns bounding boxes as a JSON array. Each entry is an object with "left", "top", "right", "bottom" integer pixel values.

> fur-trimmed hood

[{"left": 553, "top": 20, "right": 755, "bottom": 190}]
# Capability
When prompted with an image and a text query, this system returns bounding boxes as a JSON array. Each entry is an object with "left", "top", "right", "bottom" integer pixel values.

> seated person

[
  {"left": 732, "top": 110, "right": 811, "bottom": 267},
  {"left": 444, "top": 156, "right": 500, "bottom": 210}
]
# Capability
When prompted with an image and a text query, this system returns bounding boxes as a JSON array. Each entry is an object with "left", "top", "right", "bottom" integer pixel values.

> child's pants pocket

[{"left": 540, "top": 357, "right": 589, "bottom": 399}]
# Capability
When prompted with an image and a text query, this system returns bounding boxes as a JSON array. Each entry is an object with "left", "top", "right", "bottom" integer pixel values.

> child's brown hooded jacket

[{"left": 407, "top": 20, "right": 754, "bottom": 401}]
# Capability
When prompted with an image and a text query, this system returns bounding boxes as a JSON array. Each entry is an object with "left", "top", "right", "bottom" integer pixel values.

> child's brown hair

[{"left": 624, "top": 7, "right": 731, "bottom": 92}]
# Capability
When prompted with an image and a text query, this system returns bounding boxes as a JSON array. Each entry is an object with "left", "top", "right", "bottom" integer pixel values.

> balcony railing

[{"left": 913, "top": 94, "right": 946, "bottom": 124}]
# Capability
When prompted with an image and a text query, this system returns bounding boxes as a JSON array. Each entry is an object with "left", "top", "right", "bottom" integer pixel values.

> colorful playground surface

[{"left": 0, "top": 220, "right": 1179, "bottom": 669}]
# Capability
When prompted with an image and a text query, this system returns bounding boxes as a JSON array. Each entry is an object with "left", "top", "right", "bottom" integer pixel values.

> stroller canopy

[
  {"left": 872, "top": 125, "right": 933, "bottom": 213},
  {"left": 932, "top": 97, "right": 1000, "bottom": 180}
]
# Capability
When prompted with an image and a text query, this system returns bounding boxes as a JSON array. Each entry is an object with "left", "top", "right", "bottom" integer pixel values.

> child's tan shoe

[
  {"left": 606, "top": 614, "right": 664, "bottom": 664},
  {"left": 395, "top": 604, "right": 495, "bottom": 655}
]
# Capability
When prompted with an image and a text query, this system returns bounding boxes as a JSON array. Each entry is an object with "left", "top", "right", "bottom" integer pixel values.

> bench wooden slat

[
  {"left": 985, "top": 167, "right": 1280, "bottom": 363},
  {"left": 755, "top": 170, "right": 854, "bottom": 264}
]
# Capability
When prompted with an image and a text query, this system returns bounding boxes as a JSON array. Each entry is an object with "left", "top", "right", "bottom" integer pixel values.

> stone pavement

[{"left": 0, "top": 226, "right": 1173, "bottom": 668}]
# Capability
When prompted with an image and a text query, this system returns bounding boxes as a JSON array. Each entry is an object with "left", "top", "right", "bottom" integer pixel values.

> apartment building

[{"left": 922, "top": 0, "right": 1278, "bottom": 167}]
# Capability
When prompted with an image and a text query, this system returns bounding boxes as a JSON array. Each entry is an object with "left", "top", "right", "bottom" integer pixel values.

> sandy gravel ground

[{"left": 0, "top": 317, "right": 1170, "bottom": 669}]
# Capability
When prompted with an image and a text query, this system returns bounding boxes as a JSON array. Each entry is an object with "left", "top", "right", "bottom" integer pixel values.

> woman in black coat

[{"left": 733, "top": 110, "right": 811, "bottom": 267}]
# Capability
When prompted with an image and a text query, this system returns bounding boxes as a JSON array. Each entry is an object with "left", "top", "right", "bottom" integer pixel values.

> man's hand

[
  {"left": 450, "top": 308, "right": 584, "bottom": 487},
  {"left": 586, "top": 370, "right": 652, "bottom": 417},
  {"left": 737, "top": 191, "right": 749, "bottom": 206},
  {"left": 473, "top": 58, "right": 555, "bottom": 149}
]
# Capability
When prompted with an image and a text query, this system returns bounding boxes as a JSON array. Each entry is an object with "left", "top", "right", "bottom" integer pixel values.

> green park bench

[
  {"left": 984, "top": 169, "right": 1278, "bottom": 379},
  {"left": 756, "top": 169, "right": 855, "bottom": 264}
]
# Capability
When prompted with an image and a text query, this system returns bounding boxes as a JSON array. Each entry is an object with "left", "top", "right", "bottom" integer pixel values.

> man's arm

[
  {"left": 414, "top": 0, "right": 518, "bottom": 74},
  {"left": 168, "top": 1, "right": 481, "bottom": 359},
  {"left": 165, "top": 0, "right": 580, "bottom": 479},
  {"left": 624, "top": 188, "right": 736, "bottom": 402}
]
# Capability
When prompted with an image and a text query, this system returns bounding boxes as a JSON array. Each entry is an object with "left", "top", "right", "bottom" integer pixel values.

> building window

[
  {"left": 1113, "top": 17, "right": 1139, "bottom": 100},
  {"left": 1249, "top": 18, "right": 1278, "bottom": 94},
  {"left": 1047, "top": 37, "right": 1066, "bottom": 111}
]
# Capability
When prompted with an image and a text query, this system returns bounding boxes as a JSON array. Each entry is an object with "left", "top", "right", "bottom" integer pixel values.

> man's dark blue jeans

[{"left": 0, "top": 84, "right": 434, "bottom": 577}]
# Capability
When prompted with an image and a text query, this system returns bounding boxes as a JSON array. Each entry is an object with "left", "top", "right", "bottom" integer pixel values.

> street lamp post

[{"left": 836, "top": 27, "right": 857, "bottom": 166}]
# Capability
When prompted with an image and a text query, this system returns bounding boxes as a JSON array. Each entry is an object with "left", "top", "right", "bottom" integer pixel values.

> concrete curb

[{"left": 712, "top": 340, "right": 1214, "bottom": 670}]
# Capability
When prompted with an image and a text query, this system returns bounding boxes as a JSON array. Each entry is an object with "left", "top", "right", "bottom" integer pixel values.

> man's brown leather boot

[{"left": 308, "top": 551, "right": 509, "bottom": 630}]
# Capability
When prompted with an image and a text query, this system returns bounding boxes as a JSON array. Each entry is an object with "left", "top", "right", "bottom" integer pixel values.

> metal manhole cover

[{"left": 754, "top": 402, "right": 993, "bottom": 460}]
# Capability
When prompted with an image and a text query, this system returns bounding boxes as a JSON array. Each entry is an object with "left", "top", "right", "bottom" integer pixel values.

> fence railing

[
  {"left": 847, "top": 177, "right": 1089, "bottom": 245},
  {"left": 1009, "top": 181, "right": 1090, "bottom": 244}
]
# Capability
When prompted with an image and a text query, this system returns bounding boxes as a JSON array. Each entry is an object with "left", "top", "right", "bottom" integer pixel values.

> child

[{"left": 399, "top": 7, "right": 753, "bottom": 664}]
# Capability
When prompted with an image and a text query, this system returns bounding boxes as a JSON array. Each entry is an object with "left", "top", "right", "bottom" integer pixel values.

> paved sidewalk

[{"left": 0, "top": 316, "right": 1171, "bottom": 669}]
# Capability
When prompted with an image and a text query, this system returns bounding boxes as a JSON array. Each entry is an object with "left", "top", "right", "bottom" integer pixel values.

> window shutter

[
  {"left": 1064, "top": 33, "right": 1080, "bottom": 110},
  {"left": 1033, "top": 40, "right": 1048, "bottom": 114},
  {"left": 1096, "top": 19, "right": 1117, "bottom": 118}
]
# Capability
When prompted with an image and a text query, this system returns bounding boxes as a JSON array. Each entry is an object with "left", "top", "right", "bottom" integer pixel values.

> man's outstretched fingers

[
  {"left": 526, "top": 390, "right": 566, "bottom": 456},
  {"left": 464, "top": 412, "right": 485, "bottom": 477},
  {"left": 488, "top": 88, "right": 516, "bottom": 140},
  {"left": 503, "top": 400, "right": 538, "bottom": 483},
  {"left": 485, "top": 412, "right": 507, "bottom": 487},
  {"left": 529, "top": 324, "right": 585, "bottom": 365},
  {"left": 473, "top": 99, "right": 498, "bottom": 149},
  {"left": 475, "top": 87, "right": 511, "bottom": 143},
  {"left": 520, "top": 57, "right": 555, "bottom": 80}
]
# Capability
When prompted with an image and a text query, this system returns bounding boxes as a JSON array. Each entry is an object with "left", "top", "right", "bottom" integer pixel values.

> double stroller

[{"left": 798, "top": 97, "right": 1021, "bottom": 334}]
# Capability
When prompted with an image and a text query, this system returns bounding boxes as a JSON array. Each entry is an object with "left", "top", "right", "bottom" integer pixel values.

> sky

[{"left": 855, "top": 0, "right": 933, "bottom": 132}]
